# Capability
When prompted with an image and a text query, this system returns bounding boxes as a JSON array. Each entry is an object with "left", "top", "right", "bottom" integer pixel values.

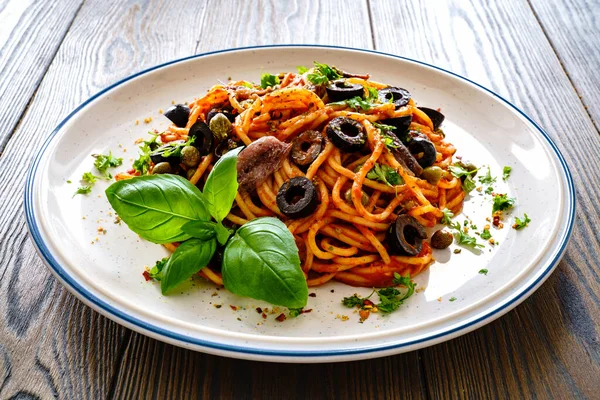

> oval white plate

[{"left": 25, "top": 45, "right": 574, "bottom": 362}]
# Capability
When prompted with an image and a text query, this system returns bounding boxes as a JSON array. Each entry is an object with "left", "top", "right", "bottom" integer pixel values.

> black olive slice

[
  {"left": 164, "top": 104, "right": 191, "bottom": 128},
  {"left": 290, "top": 130, "right": 323, "bottom": 166},
  {"left": 387, "top": 215, "right": 428, "bottom": 255},
  {"left": 407, "top": 137, "right": 437, "bottom": 168},
  {"left": 276, "top": 177, "right": 318, "bottom": 219},
  {"left": 188, "top": 121, "right": 214, "bottom": 156},
  {"left": 418, "top": 107, "right": 445, "bottom": 130},
  {"left": 326, "top": 80, "right": 364, "bottom": 102},
  {"left": 207, "top": 108, "right": 236, "bottom": 124},
  {"left": 378, "top": 87, "right": 411, "bottom": 109},
  {"left": 150, "top": 140, "right": 185, "bottom": 166},
  {"left": 326, "top": 117, "right": 366, "bottom": 153},
  {"left": 381, "top": 115, "right": 412, "bottom": 143}
]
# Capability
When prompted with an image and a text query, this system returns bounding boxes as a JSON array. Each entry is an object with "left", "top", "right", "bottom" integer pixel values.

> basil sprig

[
  {"left": 223, "top": 217, "right": 307, "bottom": 308},
  {"left": 105, "top": 174, "right": 210, "bottom": 244},
  {"left": 105, "top": 148, "right": 308, "bottom": 307}
]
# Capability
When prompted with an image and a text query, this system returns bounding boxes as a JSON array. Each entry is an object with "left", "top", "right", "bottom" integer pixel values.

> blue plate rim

[{"left": 23, "top": 44, "right": 575, "bottom": 359}]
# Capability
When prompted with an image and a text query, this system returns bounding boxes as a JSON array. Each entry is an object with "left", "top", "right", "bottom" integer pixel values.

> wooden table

[{"left": 1, "top": 0, "right": 599, "bottom": 398}]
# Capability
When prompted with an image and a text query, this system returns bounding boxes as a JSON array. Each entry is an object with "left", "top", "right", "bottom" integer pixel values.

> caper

[
  {"left": 181, "top": 146, "right": 201, "bottom": 168},
  {"left": 152, "top": 162, "right": 171, "bottom": 175},
  {"left": 421, "top": 166, "right": 443, "bottom": 185},
  {"left": 344, "top": 188, "right": 369, "bottom": 206},
  {"left": 186, "top": 168, "right": 196, "bottom": 180},
  {"left": 209, "top": 113, "right": 232, "bottom": 141},
  {"left": 431, "top": 229, "right": 453, "bottom": 249}
]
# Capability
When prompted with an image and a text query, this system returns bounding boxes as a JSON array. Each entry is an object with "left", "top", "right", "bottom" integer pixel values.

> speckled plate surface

[{"left": 24, "top": 45, "right": 574, "bottom": 362}]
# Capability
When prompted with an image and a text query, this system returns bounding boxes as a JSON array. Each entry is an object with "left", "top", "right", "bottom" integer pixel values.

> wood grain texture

[
  {"left": 0, "top": 0, "right": 209, "bottom": 398},
  {"left": 370, "top": 0, "right": 600, "bottom": 398},
  {"left": 112, "top": 336, "right": 425, "bottom": 400},
  {"left": 0, "top": 0, "right": 84, "bottom": 154},
  {"left": 528, "top": 0, "right": 600, "bottom": 132}
]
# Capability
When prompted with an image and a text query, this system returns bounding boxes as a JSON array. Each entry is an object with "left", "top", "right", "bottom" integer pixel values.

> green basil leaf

[
  {"left": 105, "top": 174, "right": 209, "bottom": 244},
  {"left": 222, "top": 217, "right": 307, "bottom": 308},
  {"left": 203, "top": 147, "right": 244, "bottom": 222},
  {"left": 181, "top": 221, "right": 217, "bottom": 240},
  {"left": 214, "top": 221, "right": 233, "bottom": 246},
  {"left": 161, "top": 238, "right": 217, "bottom": 295}
]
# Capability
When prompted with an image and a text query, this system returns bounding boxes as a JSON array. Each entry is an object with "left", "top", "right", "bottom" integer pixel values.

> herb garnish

[
  {"left": 341, "top": 273, "right": 416, "bottom": 316},
  {"left": 74, "top": 185, "right": 92, "bottom": 196},
  {"left": 82, "top": 172, "right": 100, "bottom": 184},
  {"left": 512, "top": 213, "right": 531, "bottom": 230},
  {"left": 503, "top": 166, "right": 512, "bottom": 181},
  {"left": 329, "top": 86, "right": 379, "bottom": 111},
  {"left": 306, "top": 62, "right": 341, "bottom": 85},
  {"left": 366, "top": 163, "right": 403, "bottom": 186},
  {"left": 480, "top": 228, "right": 492, "bottom": 240},
  {"left": 260, "top": 73, "right": 280, "bottom": 89},
  {"left": 296, "top": 66, "right": 308, "bottom": 74},
  {"left": 479, "top": 167, "right": 496, "bottom": 185},
  {"left": 148, "top": 257, "right": 168, "bottom": 281},
  {"left": 441, "top": 208, "right": 454, "bottom": 225},
  {"left": 133, "top": 133, "right": 160, "bottom": 175},
  {"left": 492, "top": 193, "right": 516, "bottom": 213},
  {"left": 449, "top": 163, "right": 479, "bottom": 194},
  {"left": 94, "top": 151, "right": 123, "bottom": 179},
  {"left": 479, "top": 269, "right": 488, "bottom": 275},
  {"left": 450, "top": 221, "right": 484, "bottom": 249},
  {"left": 106, "top": 147, "right": 307, "bottom": 308}
]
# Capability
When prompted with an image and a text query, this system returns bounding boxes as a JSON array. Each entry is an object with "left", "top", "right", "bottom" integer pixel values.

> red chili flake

[
  {"left": 275, "top": 313, "right": 287, "bottom": 322},
  {"left": 142, "top": 271, "right": 152, "bottom": 281},
  {"left": 261, "top": 313, "right": 267, "bottom": 319},
  {"left": 493, "top": 216, "right": 500, "bottom": 227},
  {"left": 256, "top": 307, "right": 263, "bottom": 314},
  {"left": 308, "top": 293, "right": 316, "bottom": 298},
  {"left": 230, "top": 305, "right": 238, "bottom": 311},
  {"left": 363, "top": 299, "right": 375, "bottom": 307},
  {"left": 302, "top": 309, "right": 313, "bottom": 314}
]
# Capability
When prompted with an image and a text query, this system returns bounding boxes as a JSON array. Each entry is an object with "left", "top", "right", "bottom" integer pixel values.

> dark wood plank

[
  {"left": 528, "top": 0, "right": 600, "bottom": 132},
  {"left": 108, "top": 2, "right": 428, "bottom": 399},
  {"left": 0, "top": 0, "right": 209, "bottom": 397},
  {"left": 370, "top": 0, "right": 600, "bottom": 398},
  {"left": 112, "top": 336, "right": 424, "bottom": 400},
  {"left": 0, "top": 0, "right": 85, "bottom": 155}
]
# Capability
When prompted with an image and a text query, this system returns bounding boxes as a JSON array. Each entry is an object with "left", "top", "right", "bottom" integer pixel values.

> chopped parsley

[
  {"left": 366, "top": 163, "right": 403, "bottom": 186},
  {"left": 81, "top": 171, "right": 100, "bottom": 184},
  {"left": 503, "top": 166, "right": 512, "bottom": 181},
  {"left": 342, "top": 294, "right": 365, "bottom": 308},
  {"left": 94, "top": 151, "right": 123, "bottom": 179},
  {"left": 148, "top": 257, "right": 168, "bottom": 281},
  {"left": 513, "top": 213, "right": 531, "bottom": 230},
  {"left": 373, "top": 122, "right": 397, "bottom": 132},
  {"left": 485, "top": 186, "right": 494, "bottom": 195},
  {"left": 492, "top": 193, "right": 516, "bottom": 213},
  {"left": 329, "top": 86, "right": 378, "bottom": 111},
  {"left": 450, "top": 221, "right": 484, "bottom": 249},
  {"left": 382, "top": 134, "right": 401, "bottom": 150},
  {"left": 479, "top": 269, "right": 488, "bottom": 275},
  {"left": 260, "top": 73, "right": 280, "bottom": 89},
  {"left": 479, "top": 167, "right": 496, "bottom": 185},
  {"left": 296, "top": 65, "right": 308, "bottom": 74},
  {"left": 133, "top": 133, "right": 160, "bottom": 175},
  {"left": 73, "top": 185, "right": 92, "bottom": 196},
  {"left": 306, "top": 62, "right": 341, "bottom": 85},
  {"left": 441, "top": 208, "right": 454, "bottom": 225},
  {"left": 449, "top": 297, "right": 457, "bottom": 302},
  {"left": 449, "top": 163, "right": 479, "bottom": 194},
  {"left": 480, "top": 228, "right": 492, "bottom": 240},
  {"left": 342, "top": 273, "right": 416, "bottom": 316}
]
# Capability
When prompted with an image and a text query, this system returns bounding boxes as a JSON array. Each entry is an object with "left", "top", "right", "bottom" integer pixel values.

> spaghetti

[{"left": 132, "top": 65, "right": 465, "bottom": 289}]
